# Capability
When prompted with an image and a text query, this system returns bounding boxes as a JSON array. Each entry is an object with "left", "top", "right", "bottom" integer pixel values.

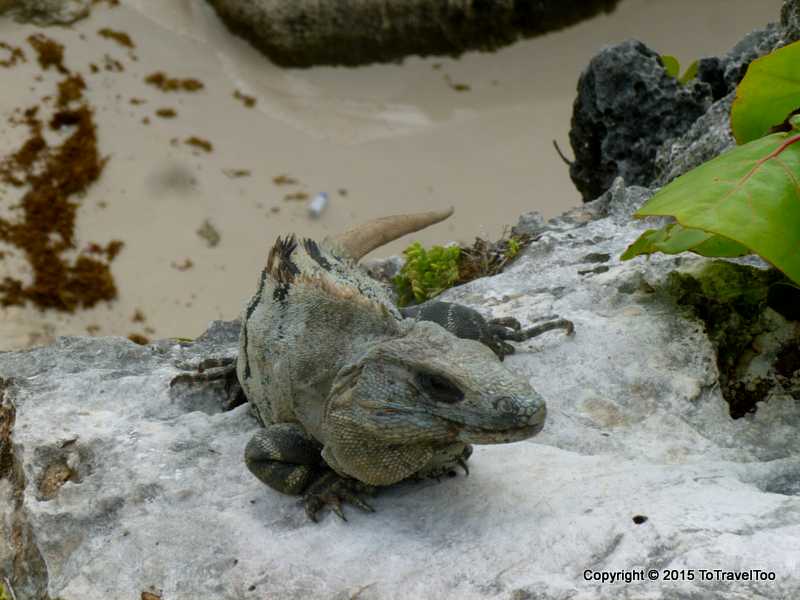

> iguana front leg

[
  {"left": 245, "top": 423, "right": 375, "bottom": 521},
  {"left": 301, "top": 471, "right": 375, "bottom": 522}
]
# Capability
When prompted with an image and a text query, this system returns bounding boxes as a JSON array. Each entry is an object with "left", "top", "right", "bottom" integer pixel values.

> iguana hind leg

[
  {"left": 170, "top": 356, "right": 246, "bottom": 411},
  {"left": 486, "top": 317, "right": 574, "bottom": 360},
  {"left": 401, "top": 301, "right": 574, "bottom": 360},
  {"left": 245, "top": 423, "right": 375, "bottom": 521}
]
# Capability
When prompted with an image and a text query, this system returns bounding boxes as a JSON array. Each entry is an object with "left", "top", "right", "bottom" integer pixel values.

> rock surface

[
  {"left": 3, "top": 2, "right": 800, "bottom": 599},
  {"left": 204, "top": 0, "right": 620, "bottom": 67},
  {"left": 2, "top": 178, "right": 800, "bottom": 599},
  {"left": 652, "top": 92, "right": 736, "bottom": 186},
  {"left": 569, "top": 2, "right": 799, "bottom": 201},
  {"left": 568, "top": 40, "right": 713, "bottom": 201},
  {"left": 0, "top": 0, "right": 92, "bottom": 25}
]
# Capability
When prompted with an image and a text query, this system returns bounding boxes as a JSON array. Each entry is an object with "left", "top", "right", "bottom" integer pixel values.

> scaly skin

[
  {"left": 178, "top": 210, "right": 563, "bottom": 520},
  {"left": 400, "top": 301, "right": 574, "bottom": 360}
]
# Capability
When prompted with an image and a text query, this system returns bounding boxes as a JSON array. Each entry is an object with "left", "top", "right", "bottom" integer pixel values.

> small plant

[
  {"left": 392, "top": 232, "right": 533, "bottom": 306},
  {"left": 624, "top": 41, "right": 800, "bottom": 286},
  {"left": 393, "top": 242, "right": 461, "bottom": 306},
  {"left": 660, "top": 54, "right": 699, "bottom": 85}
]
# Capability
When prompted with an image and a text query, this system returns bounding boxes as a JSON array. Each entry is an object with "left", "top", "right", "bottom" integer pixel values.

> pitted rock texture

[
  {"left": 204, "top": 0, "right": 619, "bottom": 68},
  {"left": 652, "top": 92, "right": 737, "bottom": 186},
  {"left": 653, "top": 1, "right": 800, "bottom": 186},
  {"left": 783, "top": 0, "right": 800, "bottom": 41},
  {"left": 569, "top": 0, "right": 800, "bottom": 202},
  {"left": 568, "top": 40, "right": 713, "bottom": 202}
]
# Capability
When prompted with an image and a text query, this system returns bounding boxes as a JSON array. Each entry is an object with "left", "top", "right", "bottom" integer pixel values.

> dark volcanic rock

[
  {"left": 205, "top": 0, "right": 620, "bottom": 68},
  {"left": 568, "top": 40, "right": 712, "bottom": 202},
  {"left": 783, "top": 0, "right": 800, "bottom": 41},
  {"left": 571, "top": 3, "right": 800, "bottom": 202},
  {"left": 653, "top": 9, "right": 800, "bottom": 186},
  {"left": 692, "top": 23, "right": 783, "bottom": 102},
  {"left": 653, "top": 92, "right": 736, "bottom": 186}
]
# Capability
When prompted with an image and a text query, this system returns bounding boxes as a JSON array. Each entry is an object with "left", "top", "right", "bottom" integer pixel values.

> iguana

[{"left": 173, "top": 208, "right": 573, "bottom": 521}]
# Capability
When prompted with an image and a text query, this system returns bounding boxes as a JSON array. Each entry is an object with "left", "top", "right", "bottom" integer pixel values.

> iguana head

[{"left": 322, "top": 321, "right": 546, "bottom": 485}]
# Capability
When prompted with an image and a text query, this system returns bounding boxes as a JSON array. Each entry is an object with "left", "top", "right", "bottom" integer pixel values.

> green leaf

[
  {"left": 627, "top": 129, "right": 800, "bottom": 285},
  {"left": 660, "top": 55, "right": 680, "bottom": 79},
  {"left": 621, "top": 223, "right": 749, "bottom": 260},
  {"left": 679, "top": 60, "right": 699, "bottom": 84},
  {"left": 691, "top": 231, "right": 750, "bottom": 257},
  {"left": 731, "top": 40, "right": 800, "bottom": 144}
]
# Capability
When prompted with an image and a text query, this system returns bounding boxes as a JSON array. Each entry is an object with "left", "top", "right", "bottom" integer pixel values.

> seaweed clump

[
  {"left": 0, "top": 33, "right": 122, "bottom": 311},
  {"left": 145, "top": 71, "right": 203, "bottom": 92}
]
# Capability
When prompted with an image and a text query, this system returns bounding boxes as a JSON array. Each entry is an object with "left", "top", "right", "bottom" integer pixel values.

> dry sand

[{"left": 0, "top": 0, "right": 783, "bottom": 350}]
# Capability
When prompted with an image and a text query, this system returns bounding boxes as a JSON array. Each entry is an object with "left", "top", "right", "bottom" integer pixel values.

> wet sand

[{"left": 0, "top": 0, "right": 784, "bottom": 349}]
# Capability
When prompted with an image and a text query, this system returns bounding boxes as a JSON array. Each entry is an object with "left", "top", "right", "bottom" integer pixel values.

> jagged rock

[
  {"left": 653, "top": 92, "right": 736, "bottom": 186},
  {"left": 687, "top": 23, "right": 784, "bottom": 105},
  {"left": 568, "top": 40, "right": 713, "bottom": 202},
  {"left": 664, "top": 261, "right": 800, "bottom": 418},
  {"left": 0, "top": 0, "right": 92, "bottom": 25},
  {"left": 204, "top": 0, "right": 620, "bottom": 68},
  {"left": 1, "top": 179, "right": 799, "bottom": 599},
  {"left": 569, "top": 0, "right": 800, "bottom": 202},
  {"left": 653, "top": 0, "right": 800, "bottom": 186},
  {"left": 717, "top": 24, "right": 783, "bottom": 94},
  {"left": 783, "top": 0, "right": 800, "bottom": 41}
]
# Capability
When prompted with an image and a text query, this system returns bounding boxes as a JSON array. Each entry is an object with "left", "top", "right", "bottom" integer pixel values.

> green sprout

[{"left": 393, "top": 242, "right": 461, "bottom": 306}]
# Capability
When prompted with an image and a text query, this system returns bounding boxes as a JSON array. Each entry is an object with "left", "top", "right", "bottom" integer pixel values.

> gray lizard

[{"left": 173, "top": 209, "right": 572, "bottom": 520}]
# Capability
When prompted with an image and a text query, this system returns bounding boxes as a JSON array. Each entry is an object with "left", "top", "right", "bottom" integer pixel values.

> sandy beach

[{"left": 0, "top": 0, "right": 783, "bottom": 350}]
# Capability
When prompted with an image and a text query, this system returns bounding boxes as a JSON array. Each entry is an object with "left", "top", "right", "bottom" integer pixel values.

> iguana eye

[{"left": 416, "top": 372, "right": 464, "bottom": 404}]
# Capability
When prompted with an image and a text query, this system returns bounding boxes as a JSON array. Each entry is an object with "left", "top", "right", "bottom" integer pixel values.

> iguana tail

[{"left": 326, "top": 207, "right": 454, "bottom": 261}]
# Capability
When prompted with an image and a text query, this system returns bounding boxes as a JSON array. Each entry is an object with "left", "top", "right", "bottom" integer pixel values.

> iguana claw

[{"left": 303, "top": 471, "right": 375, "bottom": 522}]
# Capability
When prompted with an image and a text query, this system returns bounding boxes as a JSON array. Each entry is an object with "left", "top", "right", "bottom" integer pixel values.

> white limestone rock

[{"left": 1, "top": 179, "right": 799, "bottom": 599}]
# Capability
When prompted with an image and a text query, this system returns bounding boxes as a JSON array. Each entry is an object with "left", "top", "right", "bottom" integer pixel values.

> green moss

[
  {"left": 665, "top": 260, "right": 788, "bottom": 417},
  {"left": 690, "top": 261, "right": 774, "bottom": 303}
]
